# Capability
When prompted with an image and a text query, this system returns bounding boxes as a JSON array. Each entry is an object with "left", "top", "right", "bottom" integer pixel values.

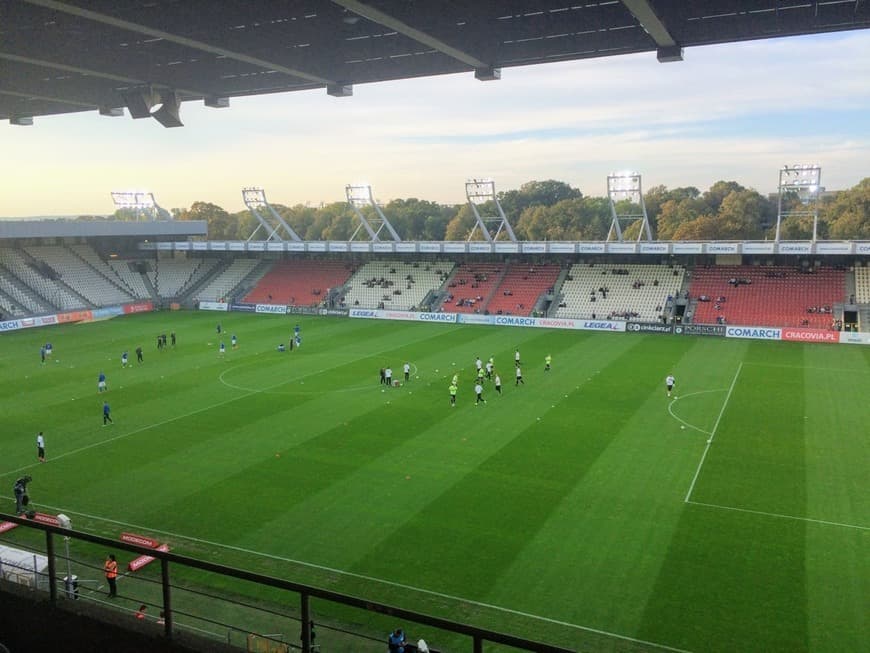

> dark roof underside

[{"left": 2, "top": 0, "right": 868, "bottom": 122}]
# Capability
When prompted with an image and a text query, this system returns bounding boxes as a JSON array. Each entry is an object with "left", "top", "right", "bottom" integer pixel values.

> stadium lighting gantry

[
  {"left": 775, "top": 164, "right": 822, "bottom": 242},
  {"left": 242, "top": 187, "right": 301, "bottom": 242},
  {"left": 345, "top": 184, "right": 401, "bottom": 242},
  {"left": 464, "top": 179, "right": 517, "bottom": 243},
  {"left": 606, "top": 171, "right": 652, "bottom": 242},
  {"left": 110, "top": 190, "right": 171, "bottom": 220}
]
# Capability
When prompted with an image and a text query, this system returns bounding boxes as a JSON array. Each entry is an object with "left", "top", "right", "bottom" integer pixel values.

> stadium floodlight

[
  {"left": 241, "top": 187, "right": 301, "bottom": 242},
  {"left": 345, "top": 184, "right": 402, "bottom": 242},
  {"left": 110, "top": 190, "right": 171, "bottom": 220},
  {"left": 464, "top": 178, "right": 517, "bottom": 242},
  {"left": 606, "top": 171, "right": 652, "bottom": 242},
  {"left": 775, "top": 164, "right": 822, "bottom": 241}
]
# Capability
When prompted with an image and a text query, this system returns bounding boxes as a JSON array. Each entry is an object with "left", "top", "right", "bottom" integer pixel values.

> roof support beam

[
  {"left": 0, "top": 52, "right": 208, "bottom": 102},
  {"left": 331, "top": 0, "right": 499, "bottom": 79},
  {"left": 620, "top": 0, "right": 683, "bottom": 61},
  {"left": 22, "top": 0, "right": 335, "bottom": 85}
]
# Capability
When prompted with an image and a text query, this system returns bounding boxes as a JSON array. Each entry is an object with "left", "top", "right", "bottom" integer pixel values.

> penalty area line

[
  {"left": 30, "top": 502, "right": 694, "bottom": 653},
  {"left": 687, "top": 500, "right": 869, "bottom": 531},
  {"left": 684, "top": 362, "right": 742, "bottom": 503}
]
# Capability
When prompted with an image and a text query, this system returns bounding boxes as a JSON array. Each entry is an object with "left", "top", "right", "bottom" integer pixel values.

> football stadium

[{"left": 2, "top": 3, "right": 869, "bottom": 653}]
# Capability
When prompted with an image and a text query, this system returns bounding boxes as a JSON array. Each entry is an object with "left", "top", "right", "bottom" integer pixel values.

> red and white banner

[
  {"left": 120, "top": 532, "right": 160, "bottom": 548},
  {"left": 128, "top": 543, "right": 170, "bottom": 572},
  {"left": 781, "top": 328, "right": 839, "bottom": 343},
  {"left": 123, "top": 301, "right": 154, "bottom": 314},
  {"left": 31, "top": 512, "right": 60, "bottom": 526},
  {"left": 0, "top": 521, "right": 19, "bottom": 534}
]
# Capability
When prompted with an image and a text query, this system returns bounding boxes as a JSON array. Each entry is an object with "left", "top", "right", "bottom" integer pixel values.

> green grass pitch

[{"left": 1, "top": 312, "right": 867, "bottom": 652}]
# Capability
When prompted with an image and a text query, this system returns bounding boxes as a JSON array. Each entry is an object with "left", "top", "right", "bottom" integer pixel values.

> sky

[{"left": 1, "top": 30, "right": 869, "bottom": 218}]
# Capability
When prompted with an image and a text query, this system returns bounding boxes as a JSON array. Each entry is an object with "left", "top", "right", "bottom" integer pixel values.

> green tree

[
  {"left": 702, "top": 181, "right": 745, "bottom": 213},
  {"left": 177, "top": 202, "right": 236, "bottom": 239},
  {"left": 444, "top": 204, "right": 477, "bottom": 240},
  {"left": 498, "top": 180, "right": 582, "bottom": 220},
  {"left": 825, "top": 178, "right": 870, "bottom": 239}
]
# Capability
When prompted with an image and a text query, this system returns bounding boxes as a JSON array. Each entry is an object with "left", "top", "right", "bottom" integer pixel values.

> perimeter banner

[
  {"left": 780, "top": 328, "right": 839, "bottom": 344},
  {"left": 627, "top": 322, "right": 674, "bottom": 334},
  {"left": 675, "top": 324, "right": 725, "bottom": 337}
]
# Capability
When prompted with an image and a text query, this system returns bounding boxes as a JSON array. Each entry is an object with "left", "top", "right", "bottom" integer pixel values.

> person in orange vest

[{"left": 104, "top": 554, "right": 118, "bottom": 598}]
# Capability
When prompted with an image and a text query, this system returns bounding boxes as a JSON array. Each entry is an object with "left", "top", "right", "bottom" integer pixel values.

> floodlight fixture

[
  {"left": 606, "top": 170, "right": 652, "bottom": 242},
  {"left": 110, "top": 190, "right": 171, "bottom": 220},
  {"left": 241, "top": 187, "right": 301, "bottom": 242},
  {"left": 122, "top": 86, "right": 184, "bottom": 127},
  {"left": 464, "top": 178, "right": 517, "bottom": 242},
  {"left": 345, "top": 183, "right": 402, "bottom": 241},
  {"left": 775, "top": 164, "right": 822, "bottom": 241}
]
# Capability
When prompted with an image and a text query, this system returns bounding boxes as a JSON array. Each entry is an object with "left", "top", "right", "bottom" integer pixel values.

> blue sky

[{"left": 1, "top": 30, "right": 868, "bottom": 218}]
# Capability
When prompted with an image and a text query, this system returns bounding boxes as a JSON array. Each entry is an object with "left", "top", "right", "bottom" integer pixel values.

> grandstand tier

[
  {"left": 687, "top": 265, "right": 846, "bottom": 328},
  {"left": 553, "top": 263, "right": 686, "bottom": 322},
  {"left": 244, "top": 260, "right": 355, "bottom": 307},
  {"left": 440, "top": 263, "right": 505, "bottom": 314},
  {"left": 340, "top": 260, "right": 453, "bottom": 311}
]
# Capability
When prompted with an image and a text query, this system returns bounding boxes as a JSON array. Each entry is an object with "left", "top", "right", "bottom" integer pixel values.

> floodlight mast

[
  {"left": 775, "top": 164, "right": 822, "bottom": 242},
  {"left": 110, "top": 191, "right": 171, "bottom": 220},
  {"left": 345, "top": 184, "right": 402, "bottom": 242},
  {"left": 241, "top": 187, "right": 301, "bottom": 242},
  {"left": 464, "top": 179, "right": 517, "bottom": 242},
  {"left": 606, "top": 172, "right": 652, "bottom": 242}
]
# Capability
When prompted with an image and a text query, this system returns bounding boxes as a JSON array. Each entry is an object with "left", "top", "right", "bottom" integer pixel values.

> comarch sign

[
  {"left": 255, "top": 304, "right": 288, "bottom": 315},
  {"left": 493, "top": 315, "right": 538, "bottom": 327},
  {"left": 418, "top": 312, "right": 457, "bottom": 323},
  {"left": 726, "top": 326, "right": 781, "bottom": 340}
]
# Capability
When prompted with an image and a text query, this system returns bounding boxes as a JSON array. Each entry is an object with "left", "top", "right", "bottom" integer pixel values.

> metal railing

[{"left": 0, "top": 512, "right": 573, "bottom": 653}]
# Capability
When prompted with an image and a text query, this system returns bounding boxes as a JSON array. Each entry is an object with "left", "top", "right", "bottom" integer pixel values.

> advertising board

[
  {"left": 780, "top": 328, "right": 839, "bottom": 343},
  {"left": 626, "top": 321, "right": 674, "bottom": 334},
  {"left": 726, "top": 326, "right": 781, "bottom": 340}
]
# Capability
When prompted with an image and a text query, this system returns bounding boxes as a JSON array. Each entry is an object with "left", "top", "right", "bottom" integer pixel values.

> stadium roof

[{"left": 2, "top": 0, "right": 869, "bottom": 126}]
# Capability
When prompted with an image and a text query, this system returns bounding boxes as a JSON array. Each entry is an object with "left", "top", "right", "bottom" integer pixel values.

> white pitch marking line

[
  {"left": 742, "top": 361, "right": 870, "bottom": 374},
  {"left": 667, "top": 389, "right": 728, "bottom": 435},
  {"left": 25, "top": 502, "right": 694, "bottom": 653},
  {"left": 684, "top": 362, "right": 743, "bottom": 503},
  {"left": 687, "top": 500, "right": 869, "bottom": 531}
]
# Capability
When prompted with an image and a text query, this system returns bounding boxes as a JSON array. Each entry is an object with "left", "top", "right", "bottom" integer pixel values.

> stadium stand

[
  {"left": 70, "top": 245, "right": 150, "bottom": 300},
  {"left": 0, "top": 290, "right": 20, "bottom": 317},
  {"left": 440, "top": 263, "right": 505, "bottom": 314},
  {"left": 244, "top": 260, "right": 356, "bottom": 307},
  {"left": 0, "top": 247, "right": 86, "bottom": 310},
  {"left": 194, "top": 258, "right": 261, "bottom": 303},
  {"left": 150, "top": 258, "right": 219, "bottom": 299},
  {"left": 24, "top": 245, "right": 133, "bottom": 307},
  {"left": 106, "top": 259, "right": 152, "bottom": 300},
  {"left": 341, "top": 260, "right": 453, "bottom": 310},
  {"left": 854, "top": 266, "right": 870, "bottom": 303},
  {"left": 485, "top": 264, "right": 561, "bottom": 316},
  {"left": 0, "top": 267, "right": 50, "bottom": 315},
  {"left": 553, "top": 263, "right": 685, "bottom": 322},
  {"left": 688, "top": 265, "right": 846, "bottom": 328}
]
